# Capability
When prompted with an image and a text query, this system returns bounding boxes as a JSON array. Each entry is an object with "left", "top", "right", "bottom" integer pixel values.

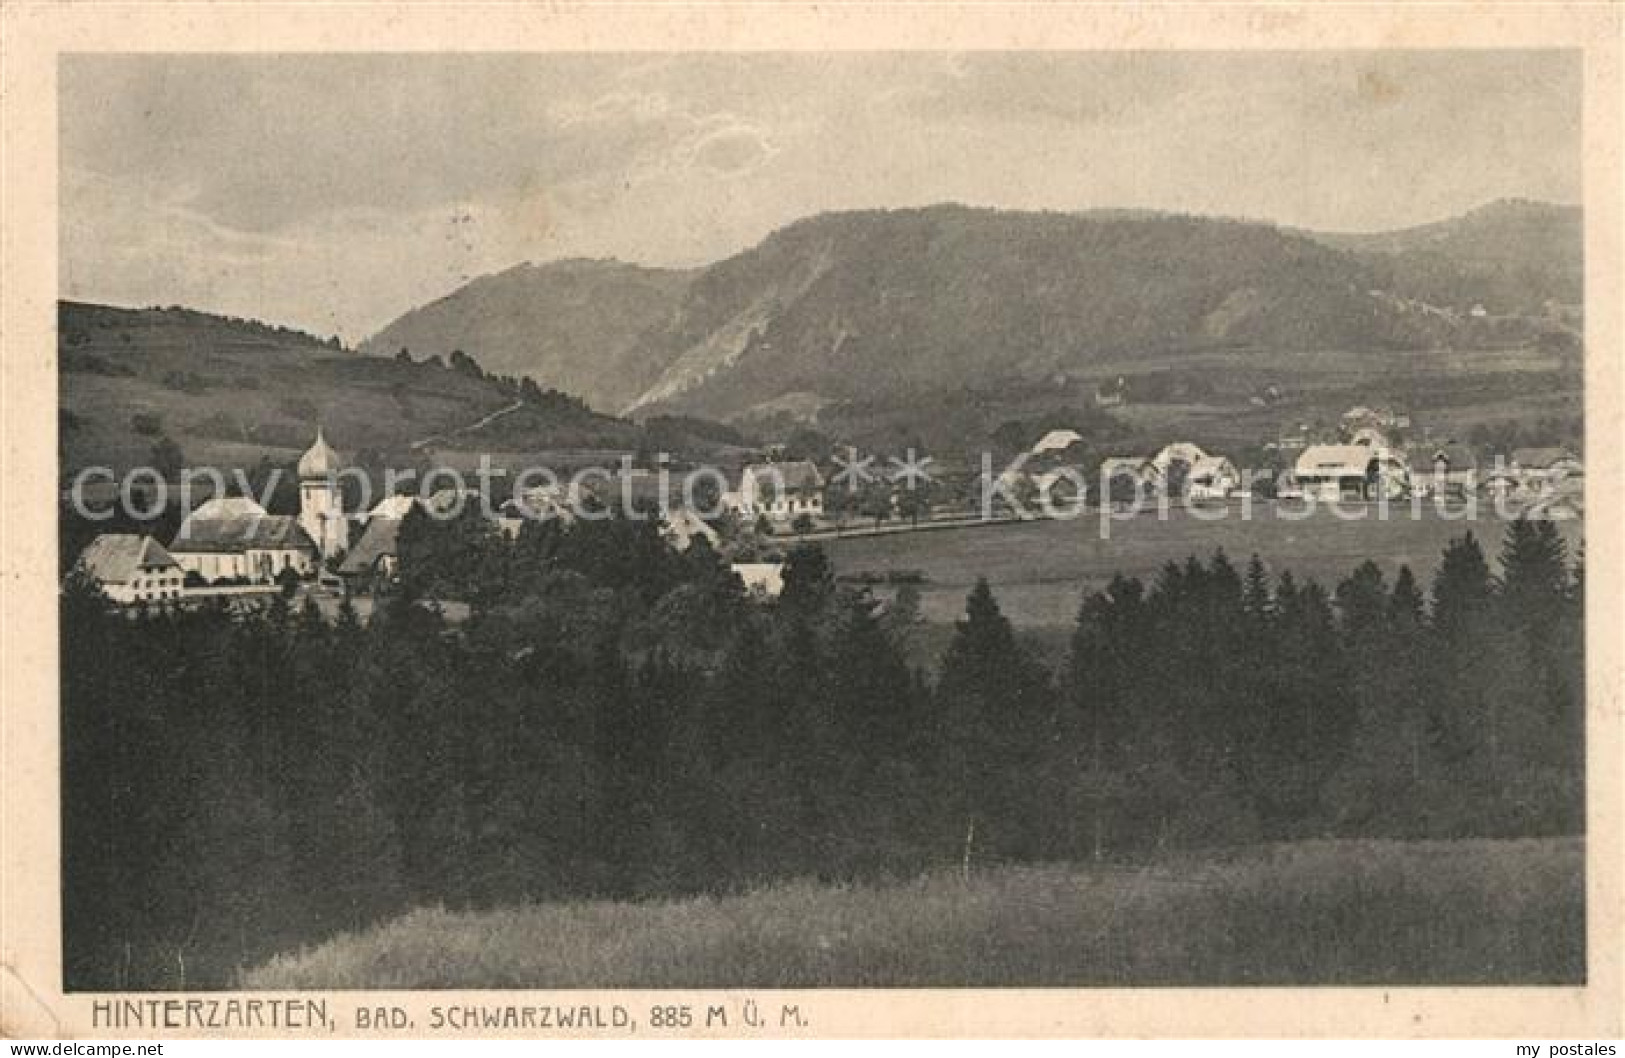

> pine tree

[
  {"left": 936, "top": 579, "right": 1051, "bottom": 861},
  {"left": 1242, "top": 553, "right": 1273, "bottom": 623},
  {"left": 1432, "top": 531, "right": 1494, "bottom": 643},
  {"left": 1498, "top": 517, "right": 1570, "bottom": 632},
  {"left": 1389, "top": 565, "right": 1425, "bottom": 629}
]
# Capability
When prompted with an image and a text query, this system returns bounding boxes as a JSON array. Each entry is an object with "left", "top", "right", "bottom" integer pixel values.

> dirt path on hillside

[{"left": 410, "top": 399, "right": 524, "bottom": 451}]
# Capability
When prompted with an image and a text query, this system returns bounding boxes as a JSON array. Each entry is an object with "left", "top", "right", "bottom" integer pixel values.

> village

[{"left": 70, "top": 403, "right": 1585, "bottom": 609}]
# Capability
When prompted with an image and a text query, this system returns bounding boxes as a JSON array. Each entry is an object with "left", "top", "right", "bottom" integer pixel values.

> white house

[
  {"left": 75, "top": 534, "right": 184, "bottom": 604},
  {"left": 1150, "top": 442, "right": 1207, "bottom": 475},
  {"left": 732, "top": 562, "right": 786, "bottom": 598},
  {"left": 1187, "top": 455, "right": 1241, "bottom": 502},
  {"left": 1294, "top": 445, "right": 1378, "bottom": 501},
  {"left": 729, "top": 461, "right": 825, "bottom": 521}
]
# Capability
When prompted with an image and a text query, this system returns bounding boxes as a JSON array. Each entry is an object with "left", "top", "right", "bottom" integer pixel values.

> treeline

[{"left": 61, "top": 518, "right": 1582, "bottom": 989}]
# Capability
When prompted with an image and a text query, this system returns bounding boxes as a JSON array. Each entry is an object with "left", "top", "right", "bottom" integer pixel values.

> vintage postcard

[{"left": 2, "top": 1, "right": 1622, "bottom": 1041}]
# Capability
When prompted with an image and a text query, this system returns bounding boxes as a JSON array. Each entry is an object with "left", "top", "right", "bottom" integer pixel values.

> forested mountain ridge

[
  {"left": 58, "top": 300, "right": 642, "bottom": 478},
  {"left": 357, "top": 259, "right": 694, "bottom": 413},
  {"left": 356, "top": 201, "right": 1580, "bottom": 424}
]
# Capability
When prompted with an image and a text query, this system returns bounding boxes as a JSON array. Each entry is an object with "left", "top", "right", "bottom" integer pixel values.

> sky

[{"left": 60, "top": 51, "right": 1581, "bottom": 343}]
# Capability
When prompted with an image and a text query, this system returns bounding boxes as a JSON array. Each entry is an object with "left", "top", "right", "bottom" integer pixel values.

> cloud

[
  {"left": 60, "top": 52, "right": 1580, "bottom": 340},
  {"left": 682, "top": 125, "right": 776, "bottom": 176}
]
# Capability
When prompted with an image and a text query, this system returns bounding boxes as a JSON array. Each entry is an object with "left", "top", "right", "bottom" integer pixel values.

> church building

[
  {"left": 296, "top": 427, "right": 349, "bottom": 563},
  {"left": 165, "top": 429, "right": 347, "bottom": 585}
]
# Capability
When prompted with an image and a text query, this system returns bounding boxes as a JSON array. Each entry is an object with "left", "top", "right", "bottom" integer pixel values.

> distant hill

[
  {"left": 1302, "top": 199, "right": 1582, "bottom": 316},
  {"left": 623, "top": 205, "right": 1567, "bottom": 420},
  {"left": 58, "top": 301, "right": 642, "bottom": 478},
  {"left": 361, "top": 202, "right": 1578, "bottom": 427},
  {"left": 356, "top": 259, "right": 693, "bottom": 414}
]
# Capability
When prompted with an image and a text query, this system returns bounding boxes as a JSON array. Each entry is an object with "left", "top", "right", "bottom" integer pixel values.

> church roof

[
  {"left": 189, "top": 495, "right": 267, "bottom": 520},
  {"left": 171, "top": 514, "right": 315, "bottom": 554},
  {"left": 77, "top": 534, "right": 178, "bottom": 585},
  {"left": 297, "top": 428, "right": 341, "bottom": 479}
]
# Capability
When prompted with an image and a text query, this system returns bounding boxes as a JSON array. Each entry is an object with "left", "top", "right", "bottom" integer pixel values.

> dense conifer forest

[{"left": 61, "top": 514, "right": 1582, "bottom": 989}]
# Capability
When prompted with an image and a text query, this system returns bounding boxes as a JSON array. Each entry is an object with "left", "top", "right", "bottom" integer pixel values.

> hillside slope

[
  {"left": 357, "top": 259, "right": 692, "bottom": 413},
  {"left": 352, "top": 199, "right": 1581, "bottom": 428},
  {"left": 1303, "top": 199, "right": 1582, "bottom": 317},
  {"left": 58, "top": 301, "right": 637, "bottom": 477},
  {"left": 624, "top": 206, "right": 1508, "bottom": 419}
]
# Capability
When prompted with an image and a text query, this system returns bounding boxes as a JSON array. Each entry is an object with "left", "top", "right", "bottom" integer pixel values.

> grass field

[
  {"left": 825, "top": 503, "right": 1584, "bottom": 629},
  {"left": 242, "top": 838, "right": 1583, "bottom": 988}
]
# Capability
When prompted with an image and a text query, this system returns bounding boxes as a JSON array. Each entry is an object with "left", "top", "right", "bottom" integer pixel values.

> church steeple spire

[
  {"left": 297, "top": 427, "right": 348, "bottom": 563},
  {"left": 298, "top": 426, "right": 340, "bottom": 480}
]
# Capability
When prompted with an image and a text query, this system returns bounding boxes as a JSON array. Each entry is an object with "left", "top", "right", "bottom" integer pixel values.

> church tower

[{"left": 297, "top": 428, "right": 348, "bottom": 562}]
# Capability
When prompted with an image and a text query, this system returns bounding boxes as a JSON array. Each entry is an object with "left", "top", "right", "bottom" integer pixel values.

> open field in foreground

[
  {"left": 244, "top": 838, "right": 1582, "bottom": 988},
  {"left": 825, "top": 504, "right": 1584, "bottom": 628}
]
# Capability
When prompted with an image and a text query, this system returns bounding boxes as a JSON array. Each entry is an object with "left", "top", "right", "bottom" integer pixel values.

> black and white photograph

[{"left": 17, "top": 26, "right": 1613, "bottom": 1025}]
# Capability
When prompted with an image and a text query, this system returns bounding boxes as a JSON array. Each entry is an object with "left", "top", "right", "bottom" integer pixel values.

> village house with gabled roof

[
  {"left": 75, "top": 534, "right": 184, "bottom": 605},
  {"left": 1510, "top": 447, "right": 1583, "bottom": 483},
  {"left": 1293, "top": 444, "right": 1401, "bottom": 502},
  {"left": 338, "top": 494, "right": 422, "bottom": 584},
  {"left": 728, "top": 461, "right": 825, "bottom": 521},
  {"left": 1414, "top": 442, "right": 1478, "bottom": 499},
  {"left": 1150, "top": 442, "right": 1207, "bottom": 475},
  {"left": 1187, "top": 455, "right": 1241, "bottom": 502}
]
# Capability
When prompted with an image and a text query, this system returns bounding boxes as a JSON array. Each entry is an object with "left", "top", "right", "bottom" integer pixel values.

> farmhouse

[
  {"left": 1187, "top": 455, "right": 1241, "bottom": 502},
  {"left": 1293, "top": 445, "right": 1379, "bottom": 501},
  {"left": 1342, "top": 405, "right": 1410, "bottom": 432},
  {"left": 339, "top": 494, "right": 421, "bottom": 583},
  {"left": 169, "top": 495, "right": 318, "bottom": 583},
  {"left": 76, "top": 534, "right": 184, "bottom": 604},
  {"left": 1150, "top": 442, "right": 1207, "bottom": 475},
  {"left": 729, "top": 461, "right": 825, "bottom": 521},
  {"left": 1510, "top": 447, "right": 1583, "bottom": 486},
  {"left": 1414, "top": 442, "right": 1478, "bottom": 498}
]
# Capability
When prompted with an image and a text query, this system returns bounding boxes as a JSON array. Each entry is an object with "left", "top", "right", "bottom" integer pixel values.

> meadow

[
  {"left": 242, "top": 837, "right": 1583, "bottom": 988},
  {"left": 825, "top": 502, "right": 1584, "bottom": 629}
]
